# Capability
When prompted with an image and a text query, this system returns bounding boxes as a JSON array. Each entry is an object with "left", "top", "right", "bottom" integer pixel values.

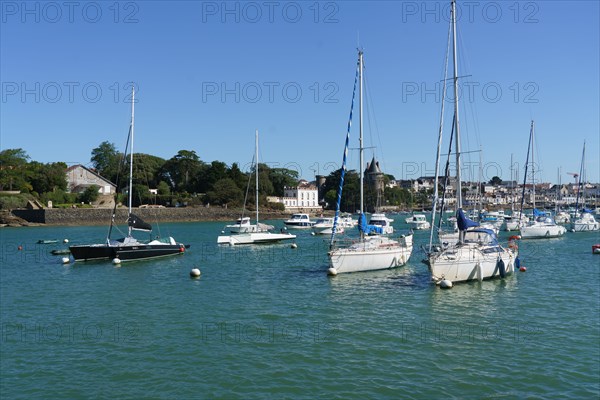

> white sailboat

[
  {"left": 327, "top": 50, "right": 413, "bottom": 275},
  {"left": 405, "top": 214, "right": 430, "bottom": 230},
  {"left": 570, "top": 141, "right": 599, "bottom": 232},
  {"left": 217, "top": 131, "right": 296, "bottom": 245},
  {"left": 518, "top": 121, "right": 566, "bottom": 239},
  {"left": 312, "top": 217, "right": 344, "bottom": 235},
  {"left": 426, "top": 0, "right": 516, "bottom": 284}
]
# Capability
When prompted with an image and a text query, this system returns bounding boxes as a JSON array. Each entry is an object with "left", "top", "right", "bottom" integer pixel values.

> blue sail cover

[
  {"left": 358, "top": 213, "right": 384, "bottom": 235},
  {"left": 533, "top": 208, "right": 547, "bottom": 217},
  {"left": 456, "top": 208, "right": 479, "bottom": 231},
  {"left": 582, "top": 208, "right": 593, "bottom": 213}
]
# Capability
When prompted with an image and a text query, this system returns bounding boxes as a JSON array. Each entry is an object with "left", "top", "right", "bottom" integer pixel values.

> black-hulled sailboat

[{"left": 69, "top": 88, "right": 187, "bottom": 262}]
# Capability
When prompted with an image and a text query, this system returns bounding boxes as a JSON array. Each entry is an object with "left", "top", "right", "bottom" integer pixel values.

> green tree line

[{"left": 1, "top": 144, "right": 425, "bottom": 210}]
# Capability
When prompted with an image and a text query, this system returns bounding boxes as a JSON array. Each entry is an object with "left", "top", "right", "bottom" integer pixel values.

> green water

[{"left": 1, "top": 220, "right": 599, "bottom": 399}]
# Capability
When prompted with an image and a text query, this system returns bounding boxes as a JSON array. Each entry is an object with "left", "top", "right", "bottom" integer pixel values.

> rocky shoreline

[{"left": 2, "top": 207, "right": 324, "bottom": 227}]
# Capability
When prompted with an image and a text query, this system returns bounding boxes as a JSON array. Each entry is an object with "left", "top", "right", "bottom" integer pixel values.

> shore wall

[{"left": 11, "top": 207, "right": 305, "bottom": 226}]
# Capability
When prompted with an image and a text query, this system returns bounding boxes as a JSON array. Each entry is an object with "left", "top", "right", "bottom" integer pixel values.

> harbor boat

[
  {"left": 518, "top": 121, "right": 566, "bottom": 239},
  {"left": 217, "top": 131, "right": 296, "bottom": 245},
  {"left": 224, "top": 215, "right": 274, "bottom": 235},
  {"left": 37, "top": 239, "right": 59, "bottom": 244},
  {"left": 368, "top": 213, "right": 395, "bottom": 234},
  {"left": 50, "top": 249, "right": 71, "bottom": 255},
  {"left": 503, "top": 211, "right": 529, "bottom": 231},
  {"left": 327, "top": 49, "right": 413, "bottom": 275},
  {"left": 426, "top": 1, "right": 516, "bottom": 284},
  {"left": 283, "top": 213, "right": 315, "bottom": 229},
  {"left": 570, "top": 141, "right": 599, "bottom": 232},
  {"left": 312, "top": 217, "right": 344, "bottom": 235},
  {"left": 69, "top": 88, "right": 187, "bottom": 262},
  {"left": 572, "top": 211, "right": 600, "bottom": 232},
  {"left": 224, "top": 217, "right": 252, "bottom": 234},
  {"left": 405, "top": 214, "right": 430, "bottom": 230},
  {"left": 555, "top": 210, "right": 571, "bottom": 224}
]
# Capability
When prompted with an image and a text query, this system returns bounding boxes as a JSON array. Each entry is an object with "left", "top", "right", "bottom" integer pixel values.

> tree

[
  {"left": 227, "top": 162, "right": 248, "bottom": 191},
  {"left": 489, "top": 176, "right": 502, "bottom": 186},
  {"left": 157, "top": 181, "right": 170, "bottom": 195},
  {"left": 321, "top": 168, "right": 360, "bottom": 212},
  {"left": 0, "top": 148, "right": 30, "bottom": 191},
  {"left": 79, "top": 185, "right": 100, "bottom": 204},
  {"left": 129, "top": 153, "right": 166, "bottom": 188},
  {"left": 268, "top": 167, "right": 299, "bottom": 196},
  {"left": 28, "top": 162, "right": 67, "bottom": 194},
  {"left": 91, "top": 141, "right": 121, "bottom": 184},
  {"left": 160, "top": 150, "right": 204, "bottom": 192},
  {"left": 206, "top": 178, "right": 243, "bottom": 206}
]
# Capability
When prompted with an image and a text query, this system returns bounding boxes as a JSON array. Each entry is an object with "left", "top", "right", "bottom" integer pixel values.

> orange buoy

[
  {"left": 18, "top": 245, "right": 22, "bottom": 251},
  {"left": 519, "top": 266, "right": 527, "bottom": 272}
]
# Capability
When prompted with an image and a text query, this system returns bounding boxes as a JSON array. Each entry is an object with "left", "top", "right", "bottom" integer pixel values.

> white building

[{"left": 268, "top": 181, "right": 321, "bottom": 211}]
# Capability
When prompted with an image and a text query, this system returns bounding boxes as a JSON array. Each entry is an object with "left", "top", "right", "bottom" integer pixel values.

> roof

[{"left": 66, "top": 164, "right": 116, "bottom": 187}]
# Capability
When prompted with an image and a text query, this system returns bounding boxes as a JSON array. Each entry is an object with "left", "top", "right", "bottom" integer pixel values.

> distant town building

[
  {"left": 66, "top": 165, "right": 116, "bottom": 195},
  {"left": 268, "top": 180, "right": 320, "bottom": 211}
]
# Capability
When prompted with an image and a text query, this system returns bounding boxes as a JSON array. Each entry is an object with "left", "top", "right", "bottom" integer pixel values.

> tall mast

[
  {"left": 429, "top": 15, "right": 452, "bottom": 252},
  {"left": 510, "top": 153, "right": 514, "bottom": 212},
  {"left": 255, "top": 129, "right": 259, "bottom": 225},
  {"left": 531, "top": 120, "right": 535, "bottom": 210},
  {"left": 451, "top": 0, "right": 462, "bottom": 210},
  {"left": 128, "top": 86, "right": 135, "bottom": 221},
  {"left": 359, "top": 50, "right": 364, "bottom": 231}
]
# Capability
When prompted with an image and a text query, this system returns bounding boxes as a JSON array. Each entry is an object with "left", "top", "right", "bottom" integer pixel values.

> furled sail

[
  {"left": 357, "top": 213, "right": 384, "bottom": 236},
  {"left": 330, "top": 60, "right": 359, "bottom": 247},
  {"left": 456, "top": 208, "right": 479, "bottom": 231},
  {"left": 128, "top": 213, "right": 152, "bottom": 232}
]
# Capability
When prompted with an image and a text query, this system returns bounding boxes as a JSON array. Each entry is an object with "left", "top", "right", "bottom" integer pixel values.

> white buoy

[
  {"left": 221, "top": 230, "right": 225, "bottom": 234},
  {"left": 63, "top": 239, "right": 69, "bottom": 243},
  {"left": 291, "top": 243, "right": 298, "bottom": 249},
  {"left": 440, "top": 279, "right": 453, "bottom": 289},
  {"left": 61, "top": 257, "right": 70, "bottom": 264},
  {"left": 327, "top": 268, "right": 338, "bottom": 276},
  {"left": 190, "top": 268, "right": 201, "bottom": 278},
  {"left": 311, "top": 232, "right": 315, "bottom": 236},
  {"left": 112, "top": 258, "right": 121, "bottom": 265}
]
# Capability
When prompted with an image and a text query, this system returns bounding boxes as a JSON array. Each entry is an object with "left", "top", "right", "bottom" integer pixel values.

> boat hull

[
  {"left": 283, "top": 222, "right": 314, "bottom": 229},
  {"left": 217, "top": 232, "right": 296, "bottom": 245},
  {"left": 428, "top": 245, "right": 516, "bottom": 283},
  {"left": 520, "top": 224, "right": 566, "bottom": 238},
  {"left": 69, "top": 243, "right": 185, "bottom": 262},
  {"left": 571, "top": 222, "right": 600, "bottom": 232},
  {"left": 328, "top": 235, "right": 413, "bottom": 274}
]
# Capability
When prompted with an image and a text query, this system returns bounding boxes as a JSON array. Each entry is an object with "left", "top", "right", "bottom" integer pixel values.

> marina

[
  {"left": 1, "top": 0, "right": 599, "bottom": 397},
  {"left": 1, "top": 219, "right": 599, "bottom": 398}
]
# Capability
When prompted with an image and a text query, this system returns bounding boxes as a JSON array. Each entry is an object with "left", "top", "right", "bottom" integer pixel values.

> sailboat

[
  {"left": 518, "top": 121, "right": 567, "bottom": 239},
  {"left": 69, "top": 88, "right": 188, "bottom": 262},
  {"left": 327, "top": 50, "right": 413, "bottom": 275},
  {"left": 570, "top": 141, "right": 599, "bottom": 232},
  {"left": 426, "top": 0, "right": 516, "bottom": 284},
  {"left": 217, "top": 130, "right": 296, "bottom": 245}
]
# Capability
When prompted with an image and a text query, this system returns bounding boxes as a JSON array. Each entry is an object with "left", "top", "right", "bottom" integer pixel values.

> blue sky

[{"left": 2, "top": 0, "right": 599, "bottom": 185}]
